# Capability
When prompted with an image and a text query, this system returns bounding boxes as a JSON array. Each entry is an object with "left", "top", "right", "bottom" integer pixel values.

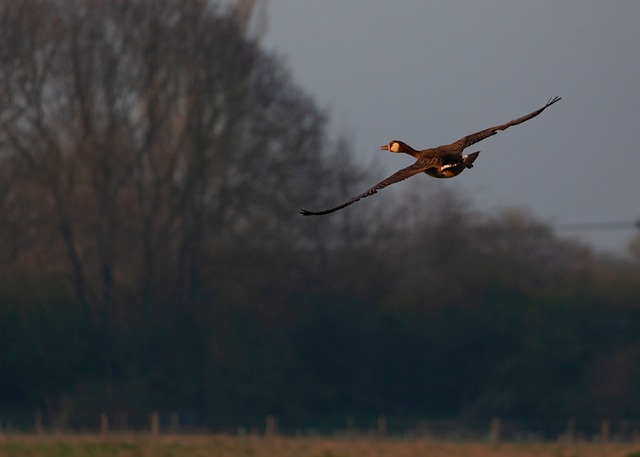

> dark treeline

[{"left": 1, "top": 0, "right": 639, "bottom": 431}]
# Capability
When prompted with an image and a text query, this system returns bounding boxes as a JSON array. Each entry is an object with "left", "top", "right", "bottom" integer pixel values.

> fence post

[
  {"left": 346, "top": 416, "right": 355, "bottom": 435},
  {"left": 566, "top": 418, "right": 575, "bottom": 442},
  {"left": 151, "top": 411, "right": 160, "bottom": 436},
  {"left": 35, "top": 411, "right": 43, "bottom": 434},
  {"left": 265, "top": 414, "right": 278, "bottom": 436},
  {"left": 170, "top": 413, "right": 179, "bottom": 432},
  {"left": 600, "top": 419, "right": 610, "bottom": 443},
  {"left": 490, "top": 417, "right": 501, "bottom": 443},
  {"left": 618, "top": 420, "right": 632, "bottom": 441},
  {"left": 119, "top": 412, "right": 128, "bottom": 432},
  {"left": 100, "top": 413, "right": 108, "bottom": 436},
  {"left": 377, "top": 415, "right": 386, "bottom": 437}
]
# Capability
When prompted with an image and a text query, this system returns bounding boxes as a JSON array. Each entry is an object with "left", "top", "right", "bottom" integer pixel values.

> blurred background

[{"left": 0, "top": 0, "right": 639, "bottom": 437}]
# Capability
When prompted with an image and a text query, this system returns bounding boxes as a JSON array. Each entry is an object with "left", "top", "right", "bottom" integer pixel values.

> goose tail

[{"left": 463, "top": 151, "right": 480, "bottom": 168}]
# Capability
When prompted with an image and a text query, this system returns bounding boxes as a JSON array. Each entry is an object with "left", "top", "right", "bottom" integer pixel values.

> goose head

[{"left": 380, "top": 140, "right": 419, "bottom": 157}]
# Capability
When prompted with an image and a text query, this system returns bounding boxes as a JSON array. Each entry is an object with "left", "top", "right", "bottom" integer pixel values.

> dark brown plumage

[{"left": 300, "top": 97, "right": 561, "bottom": 216}]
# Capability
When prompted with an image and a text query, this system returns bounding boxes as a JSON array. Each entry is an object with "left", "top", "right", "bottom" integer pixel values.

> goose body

[
  {"left": 382, "top": 140, "right": 481, "bottom": 179},
  {"left": 300, "top": 97, "right": 561, "bottom": 216}
]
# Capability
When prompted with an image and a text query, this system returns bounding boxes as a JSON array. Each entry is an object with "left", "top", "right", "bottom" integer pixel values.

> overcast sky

[{"left": 261, "top": 1, "right": 640, "bottom": 255}]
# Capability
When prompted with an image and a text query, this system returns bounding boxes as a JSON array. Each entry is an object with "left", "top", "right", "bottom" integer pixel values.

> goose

[{"left": 300, "top": 97, "right": 561, "bottom": 216}]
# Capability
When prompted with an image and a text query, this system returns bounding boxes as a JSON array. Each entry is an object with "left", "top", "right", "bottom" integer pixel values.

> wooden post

[
  {"left": 346, "top": 415, "right": 355, "bottom": 434},
  {"left": 119, "top": 412, "right": 128, "bottom": 432},
  {"left": 600, "top": 419, "right": 610, "bottom": 443},
  {"left": 100, "top": 413, "right": 108, "bottom": 436},
  {"left": 151, "top": 411, "right": 160, "bottom": 436},
  {"left": 265, "top": 414, "right": 277, "bottom": 436},
  {"left": 619, "top": 420, "right": 630, "bottom": 440},
  {"left": 490, "top": 417, "right": 501, "bottom": 443},
  {"left": 377, "top": 415, "right": 386, "bottom": 437},
  {"left": 35, "top": 411, "right": 43, "bottom": 434},
  {"left": 170, "top": 413, "right": 179, "bottom": 432},
  {"left": 566, "top": 418, "right": 576, "bottom": 442}
]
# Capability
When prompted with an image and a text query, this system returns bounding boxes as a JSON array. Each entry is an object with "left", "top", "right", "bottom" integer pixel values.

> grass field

[{"left": 1, "top": 435, "right": 640, "bottom": 457}]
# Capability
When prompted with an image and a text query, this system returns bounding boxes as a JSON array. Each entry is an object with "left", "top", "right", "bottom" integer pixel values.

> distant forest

[{"left": 1, "top": 0, "right": 639, "bottom": 432}]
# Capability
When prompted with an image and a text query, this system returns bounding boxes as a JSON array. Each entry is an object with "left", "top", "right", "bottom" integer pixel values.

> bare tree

[
  {"left": 0, "top": 0, "right": 336, "bottom": 394},
  {"left": 229, "top": 0, "right": 268, "bottom": 37}
]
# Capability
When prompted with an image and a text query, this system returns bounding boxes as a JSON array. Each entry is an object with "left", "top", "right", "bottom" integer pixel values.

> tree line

[{"left": 0, "top": 0, "right": 639, "bottom": 431}]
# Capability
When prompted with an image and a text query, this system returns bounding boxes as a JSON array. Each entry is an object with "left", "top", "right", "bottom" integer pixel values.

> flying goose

[{"left": 300, "top": 97, "right": 561, "bottom": 216}]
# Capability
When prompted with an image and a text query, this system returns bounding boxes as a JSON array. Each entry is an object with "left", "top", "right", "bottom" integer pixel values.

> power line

[{"left": 554, "top": 219, "right": 640, "bottom": 232}]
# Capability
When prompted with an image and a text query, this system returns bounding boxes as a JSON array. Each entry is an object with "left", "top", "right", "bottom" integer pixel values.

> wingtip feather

[{"left": 547, "top": 96, "right": 562, "bottom": 106}]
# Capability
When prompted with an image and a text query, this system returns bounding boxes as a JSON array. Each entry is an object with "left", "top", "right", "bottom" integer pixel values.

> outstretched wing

[
  {"left": 453, "top": 96, "right": 561, "bottom": 150},
  {"left": 300, "top": 162, "right": 427, "bottom": 216}
]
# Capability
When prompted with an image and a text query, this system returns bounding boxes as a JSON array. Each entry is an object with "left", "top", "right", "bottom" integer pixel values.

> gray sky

[{"left": 261, "top": 1, "right": 640, "bottom": 255}]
